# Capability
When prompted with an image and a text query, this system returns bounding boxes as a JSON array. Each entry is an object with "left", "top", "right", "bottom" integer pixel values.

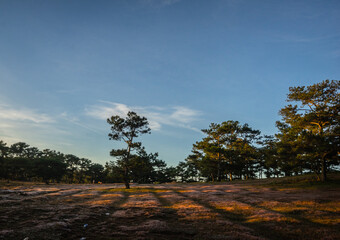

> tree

[
  {"left": 0, "top": 140, "right": 9, "bottom": 158},
  {"left": 104, "top": 161, "right": 124, "bottom": 183},
  {"left": 107, "top": 111, "right": 151, "bottom": 189},
  {"left": 129, "top": 148, "right": 155, "bottom": 183},
  {"left": 176, "top": 161, "right": 198, "bottom": 182},
  {"left": 192, "top": 122, "right": 233, "bottom": 182},
  {"left": 278, "top": 80, "right": 340, "bottom": 181},
  {"left": 0, "top": 141, "right": 9, "bottom": 179},
  {"left": 9, "top": 142, "right": 30, "bottom": 158},
  {"left": 258, "top": 135, "right": 280, "bottom": 178},
  {"left": 77, "top": 158, "right": 91, "bottom": 183},
  {"left": 188, "top": 121, "right": 260, "bottom": 181},
  {"left": 33, "top": 157, "right": 67, "bottom": 184},
  {"left": 64, "top": 154, "right": 80, "bottom": 183},
  {"left": 88, "top": 163, "right": 104, "bottom": 183},
  {"left": 231, "top": 122, "right": 261, "bottom": 180}
]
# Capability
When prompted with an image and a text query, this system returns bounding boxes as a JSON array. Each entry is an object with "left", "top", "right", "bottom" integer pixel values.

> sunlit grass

[
  {"left": 246, "top": 209, "right": 298, "bottom": 223},
  {"left": 176, "top": 189, "right": 197, "bottom": 193},
  {"left": 257, "top": 200, "right": 340, "bottom": 225},
  {"left": 85, "top": 199, "right": 115, "bottom": 205},
  {"left": 102, "top": 187, "right": 171, "bottom": 193},
  {"left": 100, "top": 193, "right": 124, "bottom": 198},
  {"left": 258, "top": 200, "right": 340, "bottom": 213},
  {"left": 72, "top": 193, "right": 95, "bottom": 197},
  {"left": 170, "top": 199, "right": 219, "bottom": 220},
  {"left": 309, "top": 216, "right": 340, "bottom": 225},
  {"left": 121, "top": 193, "right": 161, "bottom": 208}
]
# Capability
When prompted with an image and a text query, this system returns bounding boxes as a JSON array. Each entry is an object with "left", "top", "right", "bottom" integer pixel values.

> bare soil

[{"left": 0, "top": 182, "right": 339, "bottom": 240}]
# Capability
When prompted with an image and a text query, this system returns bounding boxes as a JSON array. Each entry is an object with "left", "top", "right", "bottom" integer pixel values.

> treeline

[
  {"left": 1, "top": 80, "right": 339, "bottom": 184},
  {"left": 181, "top": 80, "right": 340, "bottom": 182},
  {"left": 0, "top": 141, "right": 178, "bottom": 184},
  {"left": 0, "top": 141, "right": 102, "bottom": 184}
]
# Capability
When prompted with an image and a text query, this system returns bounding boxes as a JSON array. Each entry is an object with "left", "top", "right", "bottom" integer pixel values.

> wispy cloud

[
  {"left": 85, "top": 101, "right": 201, "bottom": 132},
  {"left": 331, "top": 49, "right": 340, "bottom": 58},
  {"left": 269, "top": 33, "right": 339, "bottom": 43},
  {"left": 141, "top": 0, "right": 181, "bottom": 8},
  {"left": 60, "top": 112, "right": 104, "bottom": 135},
  {"left": 0, "top": 104, "right": 54, "bottom": 123},
  {"left": 0, "top": 103, "right": 68, "bottom": 147}
]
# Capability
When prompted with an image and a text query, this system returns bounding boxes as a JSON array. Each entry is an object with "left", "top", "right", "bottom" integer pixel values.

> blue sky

[{"left": 0, "top": 0, "right": 339, "bottom": 166}]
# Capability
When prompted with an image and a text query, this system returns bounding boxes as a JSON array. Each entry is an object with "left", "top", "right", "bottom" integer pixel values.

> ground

[{"left": 0, "top": 180, "right": 339, "bottom": 240}]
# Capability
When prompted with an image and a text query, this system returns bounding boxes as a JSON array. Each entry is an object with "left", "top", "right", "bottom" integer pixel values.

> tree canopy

[{"left": 277, "top": 80, "right": 340, "bottom": 181}]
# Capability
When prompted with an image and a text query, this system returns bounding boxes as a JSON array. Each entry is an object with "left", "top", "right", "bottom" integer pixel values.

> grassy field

[{"left": 1, "top": 176, "right": 339, "bottom": 240}]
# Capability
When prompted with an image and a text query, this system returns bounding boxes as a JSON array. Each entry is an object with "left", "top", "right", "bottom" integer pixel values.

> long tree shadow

[
  {"left": 177, "top": 188, "right": 340, "bottom": 240},
  {"left": 58, "top": 190, "right": 131, "bottom": 240},
  {"left": 156, "top": 189, "right": 265, "bottom": 240},
  {"left": 76, "top": 187, "right": 197, "bottom": 240},
  {"left": 233, "top": 195, "right": 321, "bottom": 226},
  {"left": 151, "top": 191, "right": 200, "bottom": 239},
  {"left": 175, "top": 190, "right": 297, "bottom": 240},
  {"left": 174, "top": 190, "right": 247, "bottom": 222},
  {"left": 235, "top": 188, "right": 340, "bottom": 227}
]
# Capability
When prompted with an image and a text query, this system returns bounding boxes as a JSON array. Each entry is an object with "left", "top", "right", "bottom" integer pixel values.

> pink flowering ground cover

[{"left": 0, "top": 181, "right": 339, "bottom": 240}]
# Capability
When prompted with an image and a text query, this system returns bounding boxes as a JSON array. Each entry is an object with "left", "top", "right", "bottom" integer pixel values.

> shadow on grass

[
  {"left": 174, "top": 190, "right": 301, "bottom": 240},
  {"left": 102, "top": 187, "right": 171, "bottom": 193}
]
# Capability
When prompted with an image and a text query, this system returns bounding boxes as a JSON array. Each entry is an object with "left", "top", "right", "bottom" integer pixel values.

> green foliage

[
  {"left": 183, "top": 80, "right": 339, "bottom": 182},
  {"left": 277, "top": 80, "right": 340, "bottom": 181},
  {"left": 32, "top": 157, "right": 67, "bottom": 184},
  {"left": 0, "top": 140, "right": 105, "bottom": 184},
  {"left": 108, "top": 111, "right": 160, "bottom": 188},
  {"left": 176, "top": 161, "right": 198, "bottom": 182},
  {"left": 188, "top": 121, "right": 261, "bottom": 182}
]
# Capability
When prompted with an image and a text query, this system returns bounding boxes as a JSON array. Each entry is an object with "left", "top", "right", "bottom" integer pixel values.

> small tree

[{"left": 107, "top": 111, "right": 151, "bottom": 189}]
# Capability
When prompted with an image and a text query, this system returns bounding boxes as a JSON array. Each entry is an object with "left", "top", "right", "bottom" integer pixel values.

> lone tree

[
  {"left": 278, "top": 80, "right": 340, "bottom": 181},
  {"left": 107, "top": 111, "right": 151, "bottom": 189}
]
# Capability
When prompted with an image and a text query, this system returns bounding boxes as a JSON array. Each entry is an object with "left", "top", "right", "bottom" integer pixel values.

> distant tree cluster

[
  {"left": 184, "top": 80, "right": 339, "bottom": 182},
  {"left": 0, "top": 141, "right": 105, "bottom": 184},
  {"left": 0, "top": 140, "right": 177, "bottom": 184}
]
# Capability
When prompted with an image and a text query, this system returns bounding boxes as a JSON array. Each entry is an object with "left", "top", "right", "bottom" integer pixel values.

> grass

[
  {"left": 101, "top": 187, "right": 171, "bottom": 193},
  {"left": 1, "top": 177, "right": 340, "bottom": 239},
  {"left": 258, "top": 173, "right": 340, "bottom": 190},
  {"left": 216, "top": 172, "right": 340, "bottom": 190}
]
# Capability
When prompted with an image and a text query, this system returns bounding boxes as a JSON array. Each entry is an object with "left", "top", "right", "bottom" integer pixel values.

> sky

[{"left": 0, "top": 0, "right": 339, "bottom": 166}]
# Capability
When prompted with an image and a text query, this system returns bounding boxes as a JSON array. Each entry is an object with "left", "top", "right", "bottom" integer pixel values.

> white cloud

[
  {"left": 270, "top": 33, "right": 339, "bottom": 43},
  {"left": 0, "top": 104, "right": 54, "bottom": 123},
  {"left": 60, "top": 112, "right": 104, "bottom": 135},
  {"left": 0, "top": 104, "right": 67, "bottom": 148},
  {"left": 85, "top": 102, "right": 201, "bottom": 132},
  {"left": 141, "top": 0, "right": 181, "bottom": 8},
  {"left": 170, "top": 106, "right": 200, "bottom": 124}
]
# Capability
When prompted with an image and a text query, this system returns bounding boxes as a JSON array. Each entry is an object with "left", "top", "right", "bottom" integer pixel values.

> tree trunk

[
  {"left": 124, "top": 166, "right": 130, "bottom": 189},
  {"left": 124, "top": 142, "right": 132, "bottom": 189},
  {"left": 211, "top": 173, "right": 214, "bottom": 182},
  {"left": 321, "top": 157, "right": 327, "bottom": 182},
  {"left": 217, "top": 162, "right": 221, "bottom": 182}
]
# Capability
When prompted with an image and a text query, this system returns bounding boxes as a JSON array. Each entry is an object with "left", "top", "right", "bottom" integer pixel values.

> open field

[{"left": 1, "top": 180, "right": 340, "bottom": 240}]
